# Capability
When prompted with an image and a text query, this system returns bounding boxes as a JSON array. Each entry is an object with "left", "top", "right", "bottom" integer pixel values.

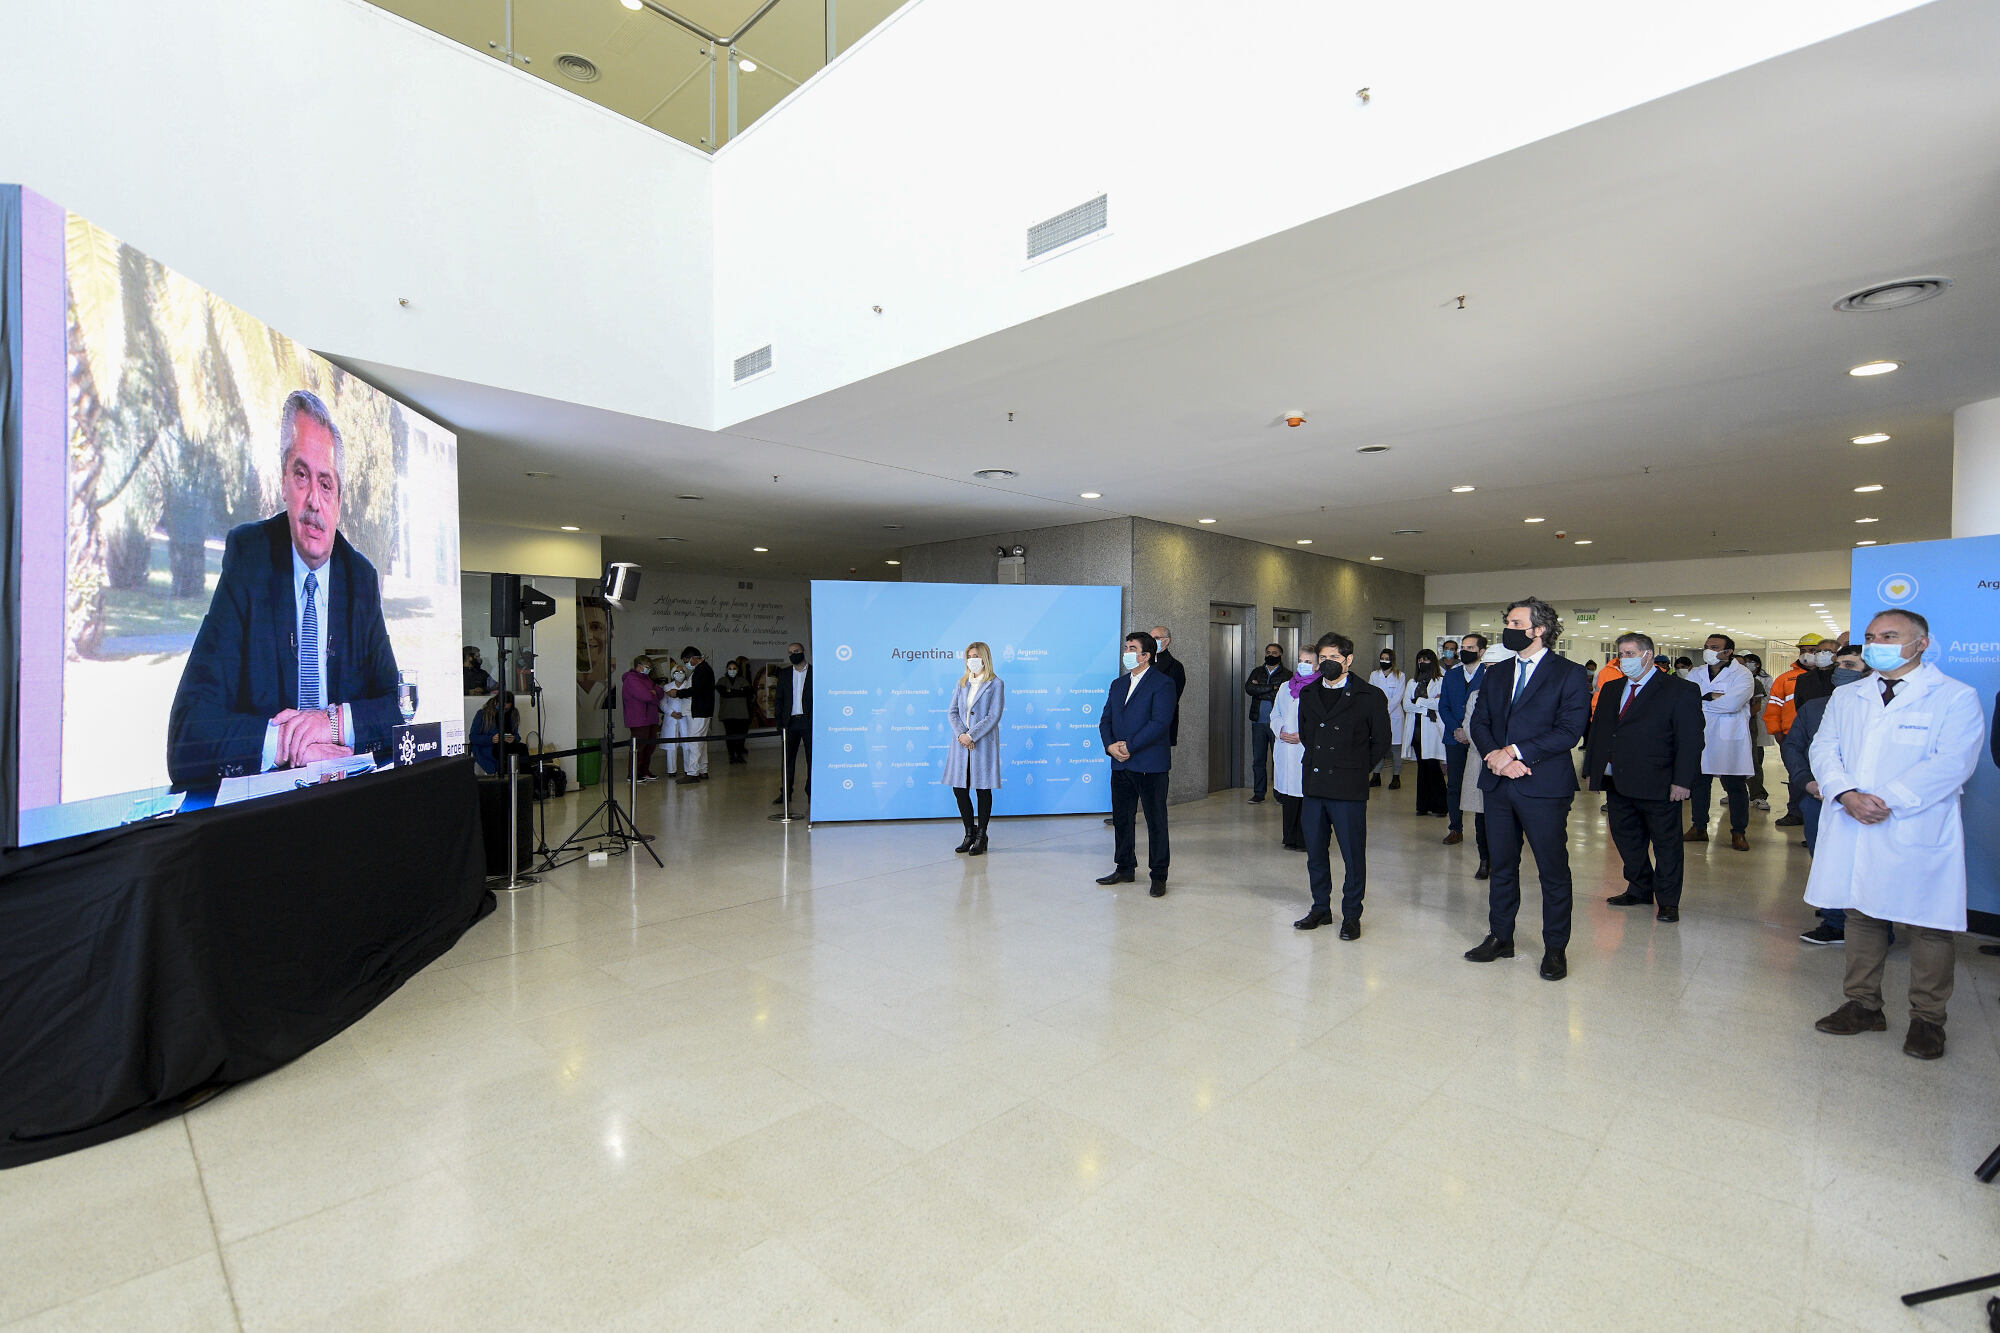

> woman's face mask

[{"left": 966, "top": 656, "right": 984, "bottom": 674}]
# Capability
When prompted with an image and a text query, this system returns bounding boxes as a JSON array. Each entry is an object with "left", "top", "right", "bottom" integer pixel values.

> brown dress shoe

[
  {"left": 1904, "top": 1017, "right": 1946, "bottom": 1060},
  {"left": 1730, "top": 832, "right": 1749, "bottom": 852},
  {"left": 1682, "top": 827, "right": 1708, "bottom": 843},
  {"left": 1442, "top": 831, "right": 1464, "bottom": 846},
  {"left": 1815, "top": 1000, "right": 1887, "bottom": 1035}
]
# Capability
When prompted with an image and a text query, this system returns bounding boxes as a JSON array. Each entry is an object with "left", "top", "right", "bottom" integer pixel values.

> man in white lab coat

[
  {"left": 1684, "top": 634, "right": 1757, "bottom": 850},
  {"left": 1808, "top": 610, "right": 1985, "bottom": 1060}
]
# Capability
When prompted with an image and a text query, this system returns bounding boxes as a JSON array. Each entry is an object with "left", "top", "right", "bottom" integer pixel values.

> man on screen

[{"left": 166, "top": 389, "right": 401, "bottom": 785}]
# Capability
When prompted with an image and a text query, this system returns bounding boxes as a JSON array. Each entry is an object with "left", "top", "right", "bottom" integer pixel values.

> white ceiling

[{"left": 344, "top": 0, "right": 2000, "bottom": 587}]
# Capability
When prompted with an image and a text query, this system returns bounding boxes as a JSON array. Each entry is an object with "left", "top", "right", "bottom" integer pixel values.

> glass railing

[{"left": 371, "top": 0, "right": 905, "bottom": 151}]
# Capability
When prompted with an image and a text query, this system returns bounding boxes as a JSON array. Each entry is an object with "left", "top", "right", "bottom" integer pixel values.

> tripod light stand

[{"left": 554, "top": 562, "right": 662, "bottom": 867}]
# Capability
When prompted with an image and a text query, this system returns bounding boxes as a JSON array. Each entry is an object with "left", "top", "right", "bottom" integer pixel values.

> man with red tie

[{"left": 1583, "top": 632, "right": 1706, "bottom": 922}]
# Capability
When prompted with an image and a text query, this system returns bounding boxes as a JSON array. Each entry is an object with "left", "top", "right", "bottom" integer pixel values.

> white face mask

[
  {"left": 966, "top": 656, "right": 984, "bottom": 674},
  {"left": 726, "top": 666, "right": 738, "bottom": 677},
  {"left": 1810, "top": 651, "right": 1834, "bottom": 669},
  {"left": 1702, "top": 649, "right": 1724, "bottom": 666}
]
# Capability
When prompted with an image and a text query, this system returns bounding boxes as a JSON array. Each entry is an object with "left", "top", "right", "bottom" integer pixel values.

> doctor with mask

[
  {"left": 1807, "top": 609, "right": 1984, "bottom": 1060},
  {"left": 1685, "top": 634, "right": 1755, "bottom": 850},
  {"left": 1269, "top": 648, "right": 1318, "bottom": 852}
]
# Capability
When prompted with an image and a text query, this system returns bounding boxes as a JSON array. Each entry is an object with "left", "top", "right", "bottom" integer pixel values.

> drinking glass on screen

[{"left": 397, "top": 670, "right": 419, "bottom": 724}]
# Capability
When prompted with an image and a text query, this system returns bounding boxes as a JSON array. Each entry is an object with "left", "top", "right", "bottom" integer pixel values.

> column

[{"left": 1953, "top": 397, "right": 2000, "bottom": 539}]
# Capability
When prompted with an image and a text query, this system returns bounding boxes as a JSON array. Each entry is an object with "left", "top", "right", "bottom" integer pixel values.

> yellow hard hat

[{"left": 1797, "top": 633, "right": 1825, "bottom": 646}]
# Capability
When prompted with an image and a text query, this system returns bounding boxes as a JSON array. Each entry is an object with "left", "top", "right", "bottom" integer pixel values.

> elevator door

[{"left": 1208, "top": 615, "right": 1247, "bottom": 792}]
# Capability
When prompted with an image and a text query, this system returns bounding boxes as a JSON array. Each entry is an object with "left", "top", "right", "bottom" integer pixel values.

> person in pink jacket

[{"left": 621, "top": 655, "right": 665, "bottom": 783}]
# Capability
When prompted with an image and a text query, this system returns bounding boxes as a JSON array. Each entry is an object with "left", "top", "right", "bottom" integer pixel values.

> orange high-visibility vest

[{"left": 1765, "top": 663, "right": 1806, "bottom": 737}]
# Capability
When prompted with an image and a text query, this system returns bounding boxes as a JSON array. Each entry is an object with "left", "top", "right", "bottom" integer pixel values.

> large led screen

[{"left": 8, "top": 189, "right": 463, "bottom": 845}]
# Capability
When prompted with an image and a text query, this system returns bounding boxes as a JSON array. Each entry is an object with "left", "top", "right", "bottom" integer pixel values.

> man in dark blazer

[
  {"left": 1292, "top": 632, "right": 1393, "bottom": 938},
  {"left": 1243, "top": 641, "right": 1291, "bottom": 804},
  {"left": 1097, "top": 630, "right": 1178, "bottom": 896},
  {"left": 772, "top": 642, "right": 811, "bottom": 806},
  {"left": 1150, "top": 624, "right": 1188, "bottom": 747},
  {"left": 166, "top": 390, "right": 400, "bottom": 787},
  {"left": 1585, "top": 632, "right": 1705, "bottom": 922},
  {"left": 1464, "top": 597, "right": 1592, "bottom": 979}
]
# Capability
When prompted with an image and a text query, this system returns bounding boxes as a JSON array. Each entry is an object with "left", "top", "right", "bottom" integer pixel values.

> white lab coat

[
  {"left": 1694, "top": 660, "right": 1755, "bottom": 776},
  {"left": 1804, "top": 664, "right": 1984, "bottom": 932},
  {"left": 1458, "top": 688, "right": 1487, "bottom": 815},
  {"left": 1402, "top": 676, "right": 1445, "bottom": 760},
  {"left": 1269, "top": 682, "right": 1305, "bottom": 798},
  {"left": 1371, "top": 669, "right": 1410, "bottom": 746}
]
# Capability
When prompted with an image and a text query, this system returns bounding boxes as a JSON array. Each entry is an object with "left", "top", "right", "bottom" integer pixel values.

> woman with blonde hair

[{"left": 944, "top": 640, "right": 1006, "bottom": 855}]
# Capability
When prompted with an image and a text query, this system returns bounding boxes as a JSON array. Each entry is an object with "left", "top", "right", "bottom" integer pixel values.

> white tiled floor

[{"left": 8, "top": 754, "right": 2000, "bottom": 1330}]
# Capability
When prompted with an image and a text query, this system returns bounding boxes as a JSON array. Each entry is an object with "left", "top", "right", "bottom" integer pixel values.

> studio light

[{"left": 601, "top": 561, "right": 642, "bottom": 608}]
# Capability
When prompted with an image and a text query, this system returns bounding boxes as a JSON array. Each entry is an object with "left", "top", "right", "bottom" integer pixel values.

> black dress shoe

[
  {"left": 1096, "top": 869, "right": 1135, "bottom": 885},
  {"left": 1248, "top": 794, "right": 1266, "bottom": 804},
  {"left": 1656, "top": 905, "right": 1679, "bottom": 922},
  {"left": 1293, "top": 908, "right": 1332, "bottom": 931},
  {"left": 1339, "top": 919, "right": 1361, "bottom": 941},
  {"left": 1474, "top": 861, "right": 1490, "bottom": 880},
  {"left": 1148, "top": 880, "right": 1167, "bottom": 898},
  {"left": 1605, "top": 892, "right": 1652, "bottom": 907},
  {"left": 1369, "top": 774, "right": 1382, "bottom": 788},
  {"left": 1464, "top": 935, "right": 1514, "bottom": 963},
  {"left": 1539, "top": 949, "right": 1568, "bottom": 981}
]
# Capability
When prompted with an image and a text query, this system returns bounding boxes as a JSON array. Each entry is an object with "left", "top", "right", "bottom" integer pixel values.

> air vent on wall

[
  {"left": 553, "top": 53, "right": 601, "bottom": 83},
  {"left": 1026, "top": 194, "right": 1108, "bottom": 260},
  {"left": 733, "top": 344, "right": 773, "bottom": 382}
]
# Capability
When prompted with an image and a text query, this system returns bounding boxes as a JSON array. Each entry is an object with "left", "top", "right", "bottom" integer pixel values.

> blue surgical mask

[
  {"left": 1831, "top": 666, "right": 1868, "bottom": 688},
  {"left": 1618, "top": 656, "right": 1648, "bottom": 678},
  {"left": 1122, "top": 651, "right": 1139, "bottom": 671},
  {"left": 1861, "top": 643, "right": 1909, "bottom": 673}
]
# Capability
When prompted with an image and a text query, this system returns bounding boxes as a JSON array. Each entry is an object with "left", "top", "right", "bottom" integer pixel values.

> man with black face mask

[
  {"left": 772, "top": 642, "right": 812, "bottom": 809},
  {"left": 1464, "top": 599, "right": 1591, "bottom": 980},
  {"left": 1292, "top": 633, "right": 1392, "bottom": 937},
  {"left": 1243, "top": 642, "right": 1292, "bottom": 805}
]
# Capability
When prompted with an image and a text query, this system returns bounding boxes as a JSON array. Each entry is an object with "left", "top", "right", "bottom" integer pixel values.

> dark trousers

[
  {"left": 632, "top": 724, "right": 660, "bottom": 779},
  {"left": 782, "top": 719, "right": 811, "bottom": 796},
  {"left": 1278, "top": 793, "right": 1303, "bottom": 848},
  {"left": 1413, "top": 757, "right": 1448, "bottom": 815},
  {"left": 1690, "top": 774, "right": 1749, "bottom": 833},
  {"left": 723, "top": 716, "right": 750, "bottom": 760},
  {"left": 1110, "top": 768, "right": 1170, "bottom": 881},
  {"left": 952, "top": 786, "right": 994, "bottom": 828},
  {"left": 1603, "top": 775, "right": 1685, "bottom": 907},
  {"left": 1473, "top": 811, "right": 1489, "bottom": 862},
  {"left": 1302, "top": 796, "right": 1368, "bottom": 918},
  {"left": 1446, "top": 742, "right": 1471, "bottom": 832},
  {"left": 1782, "top": 776, "right": 1802, "bottom": 821},
  {"left": 1800, "top": 794, "right": 1845, "bottom": 928},
  {"left": 1749, "top": 747, "right": 1769, "bottom": 802},
  {"left": 1485, "top": 784, "right": 1574, "bottom": 949},
  {"left": 1250, "top": 724, "right": 1274, "bottom": 797}
]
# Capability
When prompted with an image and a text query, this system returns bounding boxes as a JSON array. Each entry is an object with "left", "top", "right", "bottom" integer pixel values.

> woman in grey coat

[{"left": 944, "top": 640, "right": 1006, "bottom": 855}]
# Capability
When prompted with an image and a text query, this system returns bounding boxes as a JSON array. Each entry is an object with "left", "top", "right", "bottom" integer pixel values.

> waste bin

[{"left": 576, "top": 738, "right": 604, "bottom": 788}]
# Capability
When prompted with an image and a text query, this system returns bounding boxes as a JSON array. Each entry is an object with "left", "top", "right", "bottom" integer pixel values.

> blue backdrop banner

[
  {"left": 809, "top": 581, "right": 1124, "bottom": 822},
  {"left": 1851, "top": 537, "right": 2000, "bottom": 920}
]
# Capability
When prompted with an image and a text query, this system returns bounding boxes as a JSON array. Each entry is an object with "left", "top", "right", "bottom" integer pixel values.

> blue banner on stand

[
  {"left": 809, "top": 581, "right": 1123, "bottom": 822},
  {"left": 1851, "top": 537, "right": 2000, "bottom": 920}
]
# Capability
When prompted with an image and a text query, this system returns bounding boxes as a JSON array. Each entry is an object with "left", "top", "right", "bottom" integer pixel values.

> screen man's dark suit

[
  {"left": 167, "top": 513, "right": 400, "bottom": 786},
  {"left": 1469, "top": 651, "right": 1590, "bottom": 948},
  {"left": 1584, "top": 671, "right": 1705, "bottom": 908},
  {"left": 1099, "top": 667, "right": 1177, "bottom": 882}
]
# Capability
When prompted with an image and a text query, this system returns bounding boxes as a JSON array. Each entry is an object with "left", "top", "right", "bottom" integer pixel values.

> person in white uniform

[
  {"left": 1269, "top": 649, "right": 1316, "bottom": 851},
  {"left": 1807, "top": 609, "right": 1984, "bottom": 1060},
  {"left": 1684, "top": 634, "right": 1756, "bottom": 850},
  {"left": 1369, "top": 650, "right": 1409, "bottom": 789},
  {"left": 658, "top": 659, "right": 691, "bottom": 777}
]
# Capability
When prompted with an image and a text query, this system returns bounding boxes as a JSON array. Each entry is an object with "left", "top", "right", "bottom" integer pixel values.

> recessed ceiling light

[
  {"left": 1295, "top": 539, "right": 1312, "bottom": 545},
  {"left": 1391, "top": 528, "right": 1424, "bottom": 536},
  {"left": 1673, "top": 613, "right": 1686, "bottom": 618},
  {"left": 1079, "top": 491, "right": 1102, "bottom": 500},
  {"left": 1523, "top": 517, "right": 1545, "bottom": 524},
  {"left": 1851, "top": 432, "right": 1891, "bottom": 445},
  {"left": 885, "top": 559, "right": 901, "bottom": 566},
  {"left": 1809, "top": 602, "right": 1825, "bottom": 607},
  {"left": 559, "top": 524, "right": 581, "bottom": 531},
  {"left": 621, "top": 0, "right": 642, "bottom": 9},
  {"left": 524, "top": 471, "right": 554, "bottom": 479},
  {"left": 1573, "top": 539, "right": 1593, "bottom": 545},
  {"left": 1197, "top": 518, "right": 1218, "bottom": 524},
  {"left": 1854, "top": 484, "right": 1883, "bottom": 493},
  {"left": 1451, "top": 485, "right": 1476, "bottom": 493},
  {"left": 752, "top": 546, "right": 769, "bottom": 552},
  {"left": 1856, "top": 539, "right": 1877, "bottom": 546},
  {"left": 737, "top": 57, "right": 758, "bottom": 72},
  {"left": 1357, "top": 445, "right": 1390, "bottom": 454},
  {"left": 973, "top": 468, "right": 1017, "bottom": 480},
  {"left": 1835, "top": 277, "right": 1951, "bottom": 313},
  {"left": 1855, "top": 516, "right": 1879, "bottom": 524},
  {"left": 1653, "top": 607, "right": 1667, "bottom": 612},
  {"left": 1847, "top": 360, "right": 1900, "bottom": 377},
  {"left": 1369, "top": 555, "right": 1384, "bottom": 561}
]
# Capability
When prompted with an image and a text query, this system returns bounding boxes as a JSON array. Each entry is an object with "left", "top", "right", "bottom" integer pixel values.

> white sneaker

[{"left": 1751, "top": 799, "right": 1770, "bottom": 811}]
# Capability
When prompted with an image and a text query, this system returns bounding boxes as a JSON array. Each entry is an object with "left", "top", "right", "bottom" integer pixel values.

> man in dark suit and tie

[
  {"left": 1584, "top": 632, "right": 1705, "bottom": 922},
  {"left": 166, "top": 390, "right": 400, "bottom": 786},
  {"left": 1464, "top": 597, "right": 1592, "bottom": 979},
  {"left": 1097, "top": 630, "right": 1178, "bottom": 896}
]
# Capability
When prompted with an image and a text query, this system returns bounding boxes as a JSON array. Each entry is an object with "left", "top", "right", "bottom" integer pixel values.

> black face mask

[
  {"left": 1264, "top": 655, "right": 1280, "bottom": 668},
  {"left": 1459, "top": 649, "right": 1481, "bottom": 665},
  {"left": 789, "top": 651, "right": 805, "bottom": 666},
  {"left": 1318, "top": 659, "right": 1345, "bottom": 680},
  {"left": 1501, "top": 627, "right": 1534, "bottom": 653}
]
